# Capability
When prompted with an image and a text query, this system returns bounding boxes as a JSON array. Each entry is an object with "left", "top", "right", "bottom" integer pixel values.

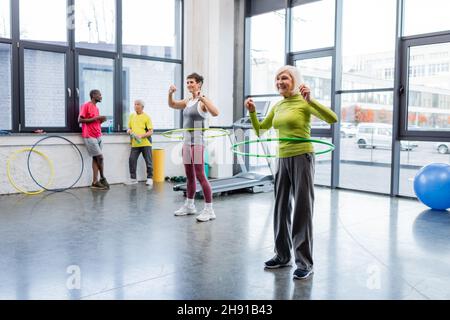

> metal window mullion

[
  {"left": 331, "top": 0, "right": 343, "bottom": 188},
  {"left": 246, "top": 94, "right": 280, "bottom": 99},
  {"left": 402, "top": 30, "right": 450, "bottom": 41},
  {"left": 391, "top": 0, "right": 404, "bottom": 196},
  {"left": 67, "top": 0, "right": 76, "bottom": 132},
  {"left": 243, "top": 14, "right": 251, "bottom": 98},
  {"left": 290, "top": 47, "right": 335, "bottom": 60},
  {"left": 284, "top": 0, "right": 291, "bottom": 65},
  {"left": 179, "top": 0, "right": 184, "bottom": 129},
  {"left": 11, "top": 0, "right": 20, "bottom": 132},
  {"left": 240, "top": 2, "right": 252, "bottom": 175},
  {"left": 73, "top": 47, "right": 117, "bottom": 58},
  {"left": 176, "top": 0, "right": 183, "bottom": 61},
  {"left": 121, "top": 53, "right": 182, "bottom": 64},
  {"left": 402, "top": 33, "right": 450, "bottom": 47},
  {"left": 336, "top": 87, "right": 394, "bottom": 94},
  {"left": 115, "top": 0, "right": 122, "bottom": 132},
  {"left": 234, "top": 0, "right": 246, "bottom": 123}
]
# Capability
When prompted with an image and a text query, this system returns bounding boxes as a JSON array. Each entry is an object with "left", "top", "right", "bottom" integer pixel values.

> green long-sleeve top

[{"left": 249, "top": 94, "right": 338, "bottom": 158}]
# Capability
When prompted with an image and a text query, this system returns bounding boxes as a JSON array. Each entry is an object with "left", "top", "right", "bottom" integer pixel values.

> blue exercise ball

[{"left": 414, "top": 163, "right": 450, "bottom": 211}]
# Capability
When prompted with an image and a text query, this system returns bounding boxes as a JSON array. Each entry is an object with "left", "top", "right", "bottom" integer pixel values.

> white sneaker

[
  {"left": 126, "top": 178, "right": 138, "bottom": 185},
  {"left": 146, "top": 178, "right": 153, "bottom": 186},
  {"left": 174, "top": 204, "right": 197, "bottom": 216},
  {"left": 196, "top": 208, "right": 216, "bottom": 222}
]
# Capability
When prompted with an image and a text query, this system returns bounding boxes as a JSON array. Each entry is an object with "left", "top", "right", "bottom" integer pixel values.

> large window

[
  {"left": 123, "top": 0, "right": 182, "bottom": 59},
  {"left": 78, "top": 55, "right": 114, "bottom": 128},
  {"left": 291, "top": 0, "right": 335, "bottom": 52},
  {"left": 339, "top": 92, "right": 395, "bottom": 193},
  {"left": 20, "top": 0, "right": 67, "bottom": 45},
  {"left": 75, "top": 0, "right": 116, "bottom": 51},
  {"left": 122, "top": 58, "right": 181, "bottom": 129},
  {"left": 23, "top": 50, "right": 66, "bottom": 128},
  {"left": 334, "top": 0, "right": 397, "bottom": 192},
  {"left": 0, "top": 43, "right": 11, "bottom": 130},
  {"left": 341, "top": 0, "right": 396, "bottom": 90},
  {"left": 0, "top": 0, "right": 10, "bottom": 38},
  {"left": 248, "top": 10, "right": 285, "bottom": 95},
  {"left": 245, "top": 0, "right": 450, "bottom": 197},
  {"left": 3, "top": 0, "right": 183, "bottom": 133},
  {"left": 404, "top": 0, "right": 450, "bottom": 36},
  {"left": 406, "top": 42, "right": 450, "bottom": 131}
]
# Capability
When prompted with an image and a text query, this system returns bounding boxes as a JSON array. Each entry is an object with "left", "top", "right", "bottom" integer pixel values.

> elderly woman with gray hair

[
  {"left": 245, "top": 65, "right": 338, "bottom": 280},
  {"left": 126, "top": 99, "right": 154, "bottom": 186}
]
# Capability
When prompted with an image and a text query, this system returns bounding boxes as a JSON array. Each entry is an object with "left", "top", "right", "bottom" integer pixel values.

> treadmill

[{"left": 173, "top": 101, "right": 274, "bottom": 198}]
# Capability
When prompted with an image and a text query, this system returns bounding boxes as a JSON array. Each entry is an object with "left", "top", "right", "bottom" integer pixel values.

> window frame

[
  {"left": 0, "top": 40, "right": 13, "bottom": 130},
  {"left": 19, "top": 43, "right": 71, "bottom": 132},
  {"left": 121, "top": 54, "right": 183, "bottom": 131},
  {"left": 244, "top": 0, "right": 450, "bottom": 196},
  {"left": 6, "top": 0, "right": 184, "bottom": 133},
  {"left": 399, "top": 31, "right": 450, "bottom": 142},
  {"left": 75, "top": 49, "right": 117, "bottom": 133}
]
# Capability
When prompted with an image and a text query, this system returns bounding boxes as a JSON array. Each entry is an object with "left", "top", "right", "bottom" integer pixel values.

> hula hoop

[
  {"left": 7, "top": 148, "right": 55, "bottom": 195},
  {"left": 27, "top": 135, "right": 84, "bottom": 193},
  {"left": 231, "top": 137, "right": 335, "bottom": 158},
  {"left": 161, "top": 128, "right": 230, "bottom": 140}
]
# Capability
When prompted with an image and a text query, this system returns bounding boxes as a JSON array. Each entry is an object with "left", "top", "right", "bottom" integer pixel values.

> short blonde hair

[{"left": 274, "top": 65, "right": 304, "bottom": 95}]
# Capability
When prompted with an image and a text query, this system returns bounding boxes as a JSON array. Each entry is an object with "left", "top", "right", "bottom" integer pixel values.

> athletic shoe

[
  {"left": 293, "top": 268, "right": 314, "bottom": 280},
  {"left": 174, "top": 203, "right": 197, "bottom": 216},
  {"left": 264, "top": 257, "right": 292, "bottom": 269},
  {"left": 146, "top": 178, "right": 153, "bottom": 186},
  {"left": 196, "top": 208, "right": 216, "bottom": 222},
  {"left": 100, "top": 177, "right": 110, "bottom": 189},
  {"left": 125, "top": 179, "right": 138, "bottom": 185},
  {"left": 90, "top": 181, "right": 108, "bottom": 190}
]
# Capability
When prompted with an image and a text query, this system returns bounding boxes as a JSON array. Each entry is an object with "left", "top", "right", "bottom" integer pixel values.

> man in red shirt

[{"left": 78, "top": 89, "right": 109, "bottom": 190}]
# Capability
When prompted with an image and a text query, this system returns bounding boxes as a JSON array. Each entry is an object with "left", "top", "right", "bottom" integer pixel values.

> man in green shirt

[{"left": 126, "top": 99, "right": 154, "bottom": 186}]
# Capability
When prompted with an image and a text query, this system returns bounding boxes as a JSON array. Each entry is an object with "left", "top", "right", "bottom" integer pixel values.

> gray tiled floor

[{"left": 0, "top": 183, "right": 448, "bottom": 300}]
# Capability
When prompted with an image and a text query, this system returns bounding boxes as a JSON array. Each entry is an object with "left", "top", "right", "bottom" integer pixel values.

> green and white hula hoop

[{"left": 231, "top": 137, "right": 335, "bottom": 158}]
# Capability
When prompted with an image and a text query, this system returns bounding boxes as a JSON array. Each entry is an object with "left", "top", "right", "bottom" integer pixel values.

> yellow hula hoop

[{"left": 7, "top": 148, "right": 55, "bottom": 195}]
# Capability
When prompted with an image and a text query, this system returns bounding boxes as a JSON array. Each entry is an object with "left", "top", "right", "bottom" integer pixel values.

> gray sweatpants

[
  {"left": 273, "top": 153, "right": 315, "bottom": 271},
  {"left": 129, "top": 146, "right": 153, "bottom": 179}
]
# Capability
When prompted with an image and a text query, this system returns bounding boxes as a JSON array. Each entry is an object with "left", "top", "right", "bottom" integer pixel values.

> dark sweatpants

[
  {"left": 273, "top": 153, "right": 315, "bottom": 271},
  {"left": 129, "top": 146, "right": 153, "bottom": 179}
]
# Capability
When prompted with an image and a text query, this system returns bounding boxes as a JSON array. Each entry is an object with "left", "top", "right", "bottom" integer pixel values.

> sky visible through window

[{"left": 15, "top": 0, "right": 177, "bottom": 47}]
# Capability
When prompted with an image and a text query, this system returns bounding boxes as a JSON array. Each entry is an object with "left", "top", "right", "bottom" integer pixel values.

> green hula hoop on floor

[
  {"left": 231, "top": 137, "right": 335, "bottom": 158},
  {"left": 160, "top": 128, "right": 231, "bottom": 140}
]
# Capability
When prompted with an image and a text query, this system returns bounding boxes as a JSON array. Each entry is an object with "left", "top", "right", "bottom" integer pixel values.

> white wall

[
  {"left": 0, "top": 134, "right": 185, "bottom": 195},
  {"left": 184, "top": 0, "right": 236, "bottom": 178},
  {"left": 184, "top": 0, "right": 234, "bottom": 127}
]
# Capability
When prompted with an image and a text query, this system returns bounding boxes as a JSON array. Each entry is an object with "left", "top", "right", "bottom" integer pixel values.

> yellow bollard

[{"left": 152, "top": 148, "right": 165, "bottom": 182}]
